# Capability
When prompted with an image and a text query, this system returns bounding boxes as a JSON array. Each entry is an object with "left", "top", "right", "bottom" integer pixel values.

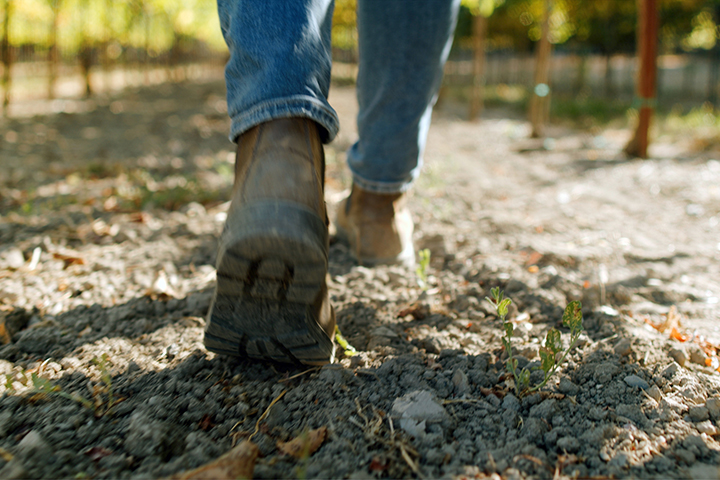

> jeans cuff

[
  {"left": 350, "top": 170, "right": 416, "bottom": 194},
  {"left": 229, "top": 96, "right": 339, "bottom": 144}
]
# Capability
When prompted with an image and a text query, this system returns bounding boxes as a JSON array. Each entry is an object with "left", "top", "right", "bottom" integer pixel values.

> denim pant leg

[
  {"left": 347, "top": 0, "right": 461, "bottom": 193},
  {"left": 217, "top": 0, "right": 339, "bottom": 143}
]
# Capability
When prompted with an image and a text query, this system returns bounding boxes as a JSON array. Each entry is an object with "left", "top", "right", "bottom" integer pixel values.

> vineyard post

[
  {"left": 529, "top": 0, "right": 552, "bottom": 138},
  {"left": 469, "top": 13, "right": 487, "bottom": 121},
  {"left": 1, "top": 0, "right": 11, "bottom": 113},
  {"left": 48, "top": 0, "right": 59, "bottom": 100},
  {"left": 624, "top": 0, "right": 659, "bottom": 158}
]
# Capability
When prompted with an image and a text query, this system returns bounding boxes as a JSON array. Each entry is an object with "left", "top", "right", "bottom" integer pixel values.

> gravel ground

[{"left": 1, "top": 75, "right": 720, "bottom": 479}]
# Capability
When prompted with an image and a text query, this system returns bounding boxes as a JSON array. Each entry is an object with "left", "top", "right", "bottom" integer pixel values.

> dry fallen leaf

[
  {"left": 276, "top": 426, "right": 327, "bottom": 459},
  {"left": 164, "top": 440, "right": 258, "bottom": 480},
  {"left": 53, "top": 252, "right": 86, "bottom": 268}
]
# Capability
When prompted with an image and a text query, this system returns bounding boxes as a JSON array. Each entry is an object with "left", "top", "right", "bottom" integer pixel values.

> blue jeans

[{"left": 217, "top": 0, "right": 460, "bottom": 193}]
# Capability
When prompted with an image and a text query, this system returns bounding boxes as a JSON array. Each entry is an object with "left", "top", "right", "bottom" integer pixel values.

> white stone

[{"left": 391, "top": 390, "right": 448, "bottom": 425}]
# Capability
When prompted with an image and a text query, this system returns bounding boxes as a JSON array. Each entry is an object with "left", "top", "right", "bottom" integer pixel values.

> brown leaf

[
  {"left": 397, "top": 303, "right": 429, "bottom": 320},
  {"left": 276, "top": 426, "right": 327, "bottom": 459},
  {"left": 53, "top": 252, "right": 85, "bottom": 268},
  {"left": 164, "top": 440, "right": 258, "bottom": 480},
  {"left": 670, "top": 327, "right": 689, "bottom": 342}
]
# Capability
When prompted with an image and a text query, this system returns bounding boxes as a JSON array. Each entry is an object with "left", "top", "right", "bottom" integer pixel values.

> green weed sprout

[
  {"left": 335, "top": 325, "right": 357, "bottom": 357},
  {"left": 416, "top": 248, "right": 431, "bottom": 289},
  {"left": 486, "top": 287, "right": 583, "bottom": 398},
  {"left": 4, "top": 371, "right": 93, "bottom": 410}
]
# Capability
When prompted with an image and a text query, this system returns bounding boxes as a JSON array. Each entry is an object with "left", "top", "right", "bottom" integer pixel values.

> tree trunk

[
  {"left": 573, "top": 50, "right": 587, "bottom": 95},
  {"left": 469, "top": 14, "right": 487, "bottom": 121},
  {"left": 709, "top": 6, "right": 720, "bottom": 106},
  {"left": 48, "top": 0, "right": 59, "bottom": 99},
  {"left": 529, "top": 0, "right": 552, "bottom": 138},
  {"left": 604, "top": 53, "right": 613, "bottom": 97},
  {"left": 624, "top": 0, "right": 659, "bottom": 159},
  {"left": 1, "top": 0, "right": 11, "bottom": 114},
  {"left": 79, "top": 0, "right": 93, "bottom": 97}
]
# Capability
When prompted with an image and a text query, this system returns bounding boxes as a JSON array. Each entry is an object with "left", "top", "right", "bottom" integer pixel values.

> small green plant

[
  {"left": 91, "top": 353, "right": 118, "bottom": 415},
  {"left": 416, "top": 248, "right": 431, "bottom": 289},
  {"left": 3, "top": 355, "right": 120, "bottom": 415},
  {"left": 486, "top": 287, "right": 584, "bottom": 398},
  {"left": 4, "top": 371, "right": 93, "bottom": 410},
  {"left": 334, "top": 325, "right": 357, "bottom": 357}
]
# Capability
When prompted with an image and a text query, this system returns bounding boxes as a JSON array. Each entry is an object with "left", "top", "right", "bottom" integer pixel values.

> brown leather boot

[
  {"left": 335, "top": 185, "right": 415, "bottom": 267},
  {"left": 204, "top": 118, "right": 335, "bottom": 365}
]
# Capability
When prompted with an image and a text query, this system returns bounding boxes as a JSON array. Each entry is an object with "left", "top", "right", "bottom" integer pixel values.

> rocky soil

[{"left": 1, "top": 74, "right": 720, "bottom": 479}]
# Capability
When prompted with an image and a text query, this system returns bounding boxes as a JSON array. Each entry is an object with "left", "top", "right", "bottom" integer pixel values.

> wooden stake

[
  {"left": 469, "top": 13, "right": 487, "bottom": 121},
  {"left": 48, "top": 0, "right": 59, "bottom": 100},
  {"left": 624, "top": 0, "right": 659, "bottom": 159},
  {"left": 1, "top": 0, "right": 12, "bottom": 113},
  {"left": 529, "top": 0, "right": 552, "bottom": 138}
]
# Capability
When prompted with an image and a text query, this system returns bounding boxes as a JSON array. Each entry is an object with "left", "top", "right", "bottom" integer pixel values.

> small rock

[
  {"left": 675, "top": 448, "right": 696, "bottom": 465},
  {"left": 59, "top": 357, "right": 82, "bottom": 370},
  {"left": 399, "top": 417, "right": 426, "bottom": 439},
  {"left": 687, "top": 464, "right": 720, "bottom": 480},
  {"left": 529, "top": 399, "right": 558, "bottom": 421},
  {"left": 5, "top": 248, "right": 25, "bottom": 270},
  {"left": 608, "top": 451, "right": 630, "bottom": 469},
  {"left": 613, "top": 338, "right": 633, "bottom": 357},
  {"left": 689, "top": 405, "right": 710, "bottom": 422},
  {"left": 371, "top": 326, "right": 397, "bottom": 338},
  {"left": 419, "top": 337, "right": 441, "bottom": 354},
  {"left": 17, "top": 430, "right": 50, "bottom": 457},
  {"left": 669, "top": 348, "right": 688, "bottom": 367},
  {"left": 558, "top": 377, "right": 579, "bottom": 396},
  {"left": 662, "top": 362, "right": 681, "bottom": 379},
  {"left": 451, "top": 369, "right": 470, "bottom": 395},
  {"left": 687, "top": 344, "right": 707, "bottom": 365},
  {"left": 647, "top": 385, "right": 663, "bottom": 402},
  {"left": 696, "top": 421, "right": 718, "bottom": 435},
  {"left": 502, "top": 394, "right": 521, "bottom": 412},
  {"left": 706, "top": 398, "right": 720, "bottom": 420},
  {"left": 556, "top": 436, "right": 579, "bottom": 453},
  {"left": 624, "top": 374, "right": 650, "bottom": 390},
  {"left": 391, "top": 390, "right": 448, "bottom": 424}
]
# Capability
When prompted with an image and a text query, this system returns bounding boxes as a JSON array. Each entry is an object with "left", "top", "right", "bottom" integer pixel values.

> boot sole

[{"left": 205, "top": 202, "right": 335, "bottom": 365}]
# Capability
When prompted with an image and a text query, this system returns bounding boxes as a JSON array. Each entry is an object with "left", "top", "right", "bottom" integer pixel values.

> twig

[
  {"left": 250, "top": 389, "right": 286, "bottom": 441},
  {"left": 442, "top": 398, "right": 483, "bottom": 404},
  {"left": 278, "top": 367, "right": 320, "bottom": 383}
]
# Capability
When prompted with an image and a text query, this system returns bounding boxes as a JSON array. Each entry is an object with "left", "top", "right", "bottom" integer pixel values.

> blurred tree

[
  {"left": 463, "top": 0, "right": 505, "bottom": 119},
  {"left": 1, "top": 0, "right": 10, "bottom": 113}
]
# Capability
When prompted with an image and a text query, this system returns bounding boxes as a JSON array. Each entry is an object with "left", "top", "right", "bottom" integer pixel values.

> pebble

[
  {"left": 501, "top": 394, "right": 521, "bottom": 412},
  {"left": 451, "top": 369, "right": 470, "bottom": 395},
  {"left": 647, "top": 385, "right": 663, "bottom": 402},
  {"left": 558, "top": 377, "right": 579, "bottom": 396},
  {"left": 17, "top": 430, "right": 50, "bottom": 455},
  {"left": 624, "top": 374, "right": 650, "bottom": 390},
  {"left": 5, "top": 248, "right": 25, "bottom": 269},
  {"left": 613, "top": 338, "right": 633, "bottom": 357},
  {"left": 689, "top": 405, "right": 710, "bottom": 422},
  {"left": 688, "top": 464, "right": 720, "bottom": 480},
  {"left": 556, "top": 436, "right": 579, "bottom": 453},
  {"left": 391, "top": 390, "right": 448, "bottom": 424},
  {"left": 696, "top": 420, "right": 718, "bottom": 435},
  {"left": 669, "top": 348, "right": 688, "bottom": 367},
  {"left": 706, "top": 398, "right": 720, "bottom": 420},
  {"left": 687, "top": 344, "right": 707, "bottom": 365},
  {"left": 662, "top": 362, "right": 681, "bottom": 379}
]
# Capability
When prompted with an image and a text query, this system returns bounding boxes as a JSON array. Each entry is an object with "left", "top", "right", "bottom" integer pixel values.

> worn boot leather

[
  {"left": 204, "top": 118, "right": 335, "bottom": 365},
  {"left": 336, "top": 185, "right": 415, "bottom": 267}
]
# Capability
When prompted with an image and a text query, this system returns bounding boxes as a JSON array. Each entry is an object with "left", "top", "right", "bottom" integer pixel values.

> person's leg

[
  {"left": 337, "top": 0, "right": 460, "bottom": 265},
  {"left": 205, "top": 0, "right": 337, "bottom": 365},
  {"left": 218, "top": 0, "right": 338, "bottom": 142}
]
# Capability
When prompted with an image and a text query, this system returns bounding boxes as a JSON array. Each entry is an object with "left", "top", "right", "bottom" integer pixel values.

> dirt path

[{"left": 1, "top": 77, "right": 719, "bottom": 479}]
